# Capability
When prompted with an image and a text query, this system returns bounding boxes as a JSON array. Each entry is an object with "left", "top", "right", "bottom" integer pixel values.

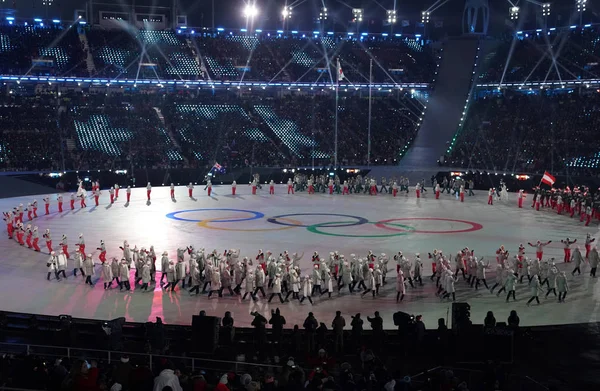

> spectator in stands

[
  {"left": 112, "top": 355, "right": 133, "bottom": 391},
  {"left": 367, "top": 311, "right": 383, "bottom": 335},
  {"left": 316, "top": 322, "right": 328, "bottom": 349},
  {"left": 221, "top": 311, "right": 234, "bottom": 345},
  {"left": 214, "top": 374, "right": 230, "bottom": 391},
  {"left": 153, "top": 317, "right": 166, "bottom": 353},
  {"left": 484, "top": 311, "right": 497, "bottom": 328},
  {"left": 303, "top": 312, "right": 318, "bottom": 353},
  {"left": 73, "top": 359, "right": 100, "bottom": 391},
  {"left": 153, "top": 361, "right": 182, "bottom": 391},
  {"left": 351, "top": 313, "right": 364, "bottom": 348},
  {"left": 48, "top": 358, "right": 68, "bottom": 391},
  {"left": 269, "top": 308, "right": 286, "bottom": 345},
  {"left": 332, "top": 311, "right": 346, "bottom": 353},
  {"left": 508, "top": 310, "right": 520, "bottom": 328},
  {"left": 290, "top": 324, "right": 303, "bottom": 355},
  {"left": 415, "top": 315, "right": 426, "bottom": 346},
  {"left": 250, "top": 311, "right": 268, "bottom": 348}
]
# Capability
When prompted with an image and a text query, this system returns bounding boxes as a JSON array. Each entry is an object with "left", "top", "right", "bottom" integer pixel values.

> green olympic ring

[{"left": 306, "top": 221, "right": 416, "bottom": 238}]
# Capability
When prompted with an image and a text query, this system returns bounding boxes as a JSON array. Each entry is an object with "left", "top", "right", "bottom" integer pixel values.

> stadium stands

[
  {"left": 0, "top": 24, "right": 86, "bottom": 76},
  {"left": 447, "top": 89, "right": 600, "bottom": 175},
  {"left": 478, "top": 29, "right": 600, "bottom": 83}
]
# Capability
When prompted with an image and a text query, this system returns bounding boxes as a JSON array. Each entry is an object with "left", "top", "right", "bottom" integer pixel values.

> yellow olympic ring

[{"left": 197, "top": 216, "right": 304, "bottom": 232}]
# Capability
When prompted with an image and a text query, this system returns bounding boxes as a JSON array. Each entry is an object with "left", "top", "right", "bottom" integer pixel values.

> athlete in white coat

[
  {"left": 396, "top": 270, "right": 406, "bottom": 302},
  {"left": 299, "top": 275, "right": 314, "bottom": 304},
  {"left": 268, "top": 274, "right": 285, "bottom": 303},
  {"left": 571, "top": 247, "right": 584, "bottom": 276},
  {"left": 253, "top": 265, "right": 266, "bottom": 298},
  {"left": 83, "top": 254, "right": 95, "bottom": 287},
  {"left": 557, "top": 271, "right": 569, "bottom": 302},
  {"left": 119, "top": 259, "right": 131, "bottom": 291},
  {"left": 47, "top": 252, "right": 60, "bottom": 281},
  {"left": 207, "top": 270, "right": 222, "bottom": 298},
  {"left": 242, "top": 269, "right": 257, "bottom": 301},
  {"left": 101, "top": 261, "right": 113, "bottom": 290},
  {"left": 57, "top": 250, "right": 68, "bottom": 279},
  {"left": 526, "top": 275, "right": 542, "bottom": 306},
  {"left": 140, "top": 261, "right": 152, "bottom": 292}
]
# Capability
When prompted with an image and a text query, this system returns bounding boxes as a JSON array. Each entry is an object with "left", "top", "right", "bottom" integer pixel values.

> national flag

[
  {"left": 213, "top": 162, "right": 222, "bottom": 170},
  {"left": 337, "top": 58, "right": 345, "bottom": 82},
  {"left": 541, "top": 171, "right": 555, "bottom": 186}
]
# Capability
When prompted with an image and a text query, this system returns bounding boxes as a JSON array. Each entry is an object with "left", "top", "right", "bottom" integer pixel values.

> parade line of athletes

[{"left": 2, "top": 180, "right": 599, "bottom": 306}]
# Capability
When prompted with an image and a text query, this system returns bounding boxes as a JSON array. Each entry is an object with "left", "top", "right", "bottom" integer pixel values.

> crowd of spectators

[
  {"left": 192, "top": 34, "right": 438, "bottom": 83},
  {"left": 162, "top": 90, "right": 422, "bottom": 168},
  {"left": 0, "top": 307, "right": 526, "bottom": 391},
  {"left": 479, "top": 28, "right": 600, "bottom": 83},
  {"left": 0, "top": 24, "right": 86, "bottom": 76},
  {"left": 447, "top": 89, "right": 600, "bottom": 175},
  {"left": 0, "top": 23, "right": 437, "bottom": 83}
]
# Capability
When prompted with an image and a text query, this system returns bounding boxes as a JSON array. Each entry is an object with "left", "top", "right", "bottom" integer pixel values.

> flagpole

[
  {"left": 367, "top": 58, "right": 372, "bottom": 167},
  {"left": 334, "top": 58, "right": 339, "bottom": 168}
]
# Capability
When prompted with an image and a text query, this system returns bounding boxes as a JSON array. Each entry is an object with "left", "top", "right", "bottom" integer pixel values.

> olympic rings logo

[{"left": 166, "top": 209, "right": 483, "bottom": 237}]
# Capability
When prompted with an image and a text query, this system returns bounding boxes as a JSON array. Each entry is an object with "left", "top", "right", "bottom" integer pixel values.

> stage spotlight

[
  {"left": 576, "top": 0, "right": 586, "bottom": 12},
  {"left": 510, "top": 6, "right": 519, "bottom": 20},
  {"left": 319, "top": 7, "right": 328, "bottom": 21},
  {"left": 282, "top": 6, "right": 292, "bottom": 19},
  {"left": 243, "top": 4, "right": 259, "bottom": 18},
  {"left": 352, "top": 8, "right": 363, "bottom": 23},
  {"left": 421, "top": 11, "right": 430, "bottom": 23},
  {"left": 387, "top": 10, "right": 397, "bottom": 24},
  {"left": 542, "top": 3, "right": 551, "bottom": 16}
]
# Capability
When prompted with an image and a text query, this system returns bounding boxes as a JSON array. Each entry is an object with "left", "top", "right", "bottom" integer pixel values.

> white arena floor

[{"left": 0, "top": 184, "right": 598, "bottom": 329}]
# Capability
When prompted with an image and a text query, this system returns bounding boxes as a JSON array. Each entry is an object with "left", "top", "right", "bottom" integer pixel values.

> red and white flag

[
  {"left": 213, "top": 162, "right": 222, "bottom": 170},
  {"left": 337, "top": 58, "right": 345, "bottom": 82},
  {"left": 541, "top": 171, "right": 555, "bottom": 186}
]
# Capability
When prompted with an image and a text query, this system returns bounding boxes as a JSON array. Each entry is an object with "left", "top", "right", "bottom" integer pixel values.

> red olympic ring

[{"left": 375, "top": 218, "right": 483, "bottom": 234}]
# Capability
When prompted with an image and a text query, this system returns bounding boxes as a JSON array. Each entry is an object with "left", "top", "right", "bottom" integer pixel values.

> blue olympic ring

[
  {"left": 166, "top": 208, "right": 264, "bottom": 223},
  {"left": 267, "top": 213, "right": 369, "bottom": 228}
]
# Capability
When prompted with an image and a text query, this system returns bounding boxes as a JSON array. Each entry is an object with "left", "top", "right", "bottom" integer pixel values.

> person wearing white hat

[
  {"left": 47, "top": 251, "right": 60, "bottom": 281},
  {"left": 78, "top": 234, "right": 85, "bottom": 254},
  {"left": 97, "top": 240, "right": 107, "bottom": 264},
  {"left": 32, "top": 226, "right": 40, "bottom": 251},
  {"left": 57, "top": 194, "right": 63, "bottom": 213},
  {"left": 268, "top": 273, "right": 284, "bottom": 303},
  {"left": 396, "top": 269, "right": 406, "bottom": 302},
  {"left": 83, "top": 254, "right": 95, "bottom": 286},
  {"left": 140, "top": 261, "right": 152, "bottom": 292},
  {"left": 57, "top": 249, "right": 68, "bottom": 279},
  {"left": 119, "top": 259, "right": 131, "bottom": 291},
  {"left": 102, "top": 259, "right": 113, "bottom": 290},
  {"left": 60, "top": 234, "right": 70, "bottom": 259},
  {"left": 160, "top": 251, "right": 169, "bottom": 284}
]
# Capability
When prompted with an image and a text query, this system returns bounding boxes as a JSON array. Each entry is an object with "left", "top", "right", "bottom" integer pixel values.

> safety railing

[{"left": 0, "top": 342, "right": 281, "bottom": 374}]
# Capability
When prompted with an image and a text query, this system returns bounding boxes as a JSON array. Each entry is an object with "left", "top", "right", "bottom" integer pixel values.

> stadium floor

[{"left": 0, "top": 185, "right": 598, "bottom": 329}]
